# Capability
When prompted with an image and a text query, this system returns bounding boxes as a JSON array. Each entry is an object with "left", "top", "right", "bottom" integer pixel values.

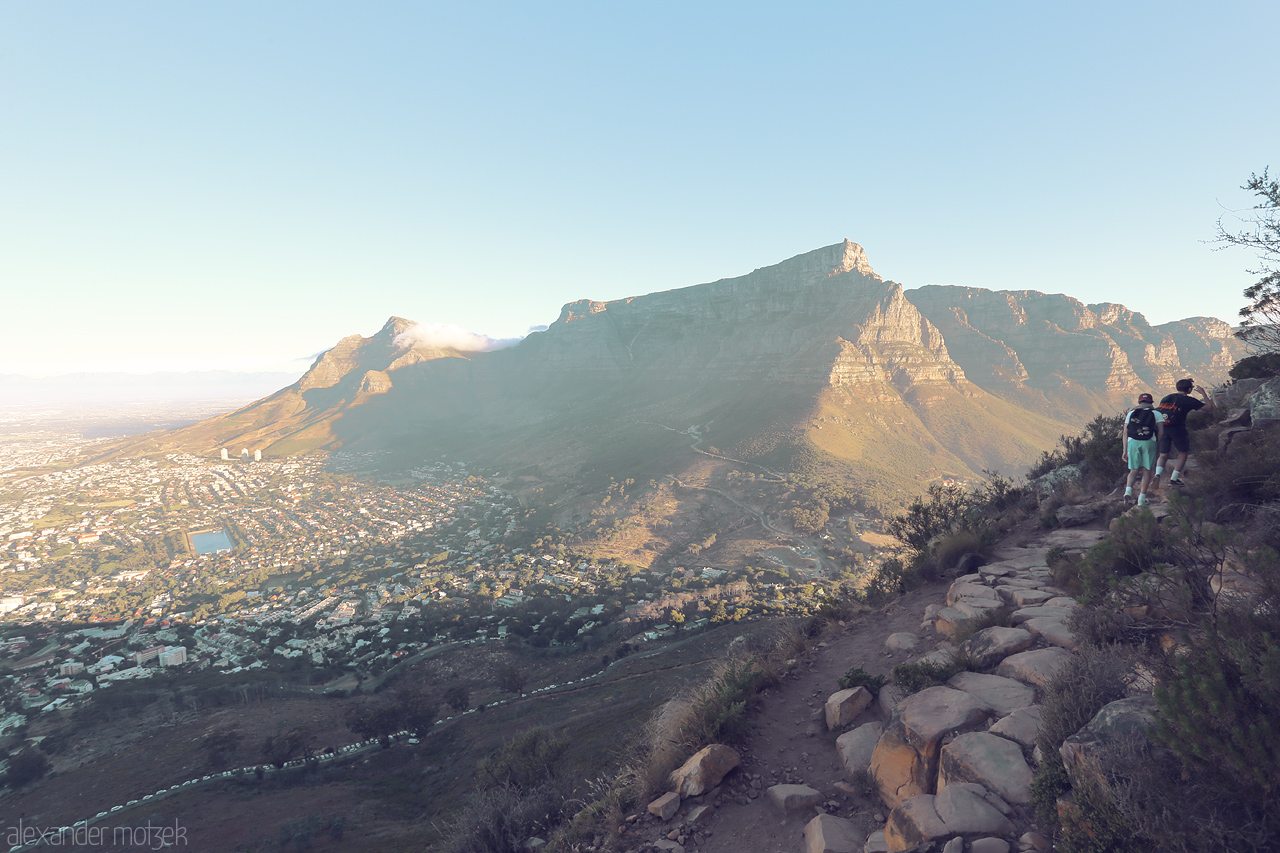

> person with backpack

[
  {"left": 1121, "top": 392, "right": 1165, "bottom": 507},
  {"left": 1155, "top": 377, "right": 1215, "bottom": 487}
]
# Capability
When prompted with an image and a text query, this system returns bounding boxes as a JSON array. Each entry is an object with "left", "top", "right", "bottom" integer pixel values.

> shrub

[
  {"left": 892, "top": 658, "right": 963, "bottom": 693},
  {"left": 1149, "top": 609, "right": 1280, "bottom": 845},
  {"left": 1028, "top": 414, "right": 1126, "bottom": 487},
  {"left": 838, "top": 667, "right": 887, "bottom": 695},
  {"left": 1229, "top": 352, "right": 1280, "bottom": 380},
  {"left": 4, "top": 749, "right": 49, "bottom": 788},
  {"left": 1032, "top": 644, "right": 1133, "bottom": 835}
]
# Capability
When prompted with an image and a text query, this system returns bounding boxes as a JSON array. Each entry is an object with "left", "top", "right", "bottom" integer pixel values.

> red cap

[{"left": 1138, "top": 393, "right": 1154, "bottom": 404}]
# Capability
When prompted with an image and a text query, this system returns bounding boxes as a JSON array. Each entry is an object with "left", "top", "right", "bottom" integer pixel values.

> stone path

[{"left": 618, "top": 522, "right": 1110, "bottom": 853}]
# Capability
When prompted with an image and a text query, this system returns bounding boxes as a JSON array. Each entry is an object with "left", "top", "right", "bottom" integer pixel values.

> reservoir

[{"left": 190, "top": 529, "right": 233, "bottom": 554}]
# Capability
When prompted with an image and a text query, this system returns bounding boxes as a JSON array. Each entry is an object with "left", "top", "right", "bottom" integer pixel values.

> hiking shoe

[
  {"left": 1137, "top": 494, "right": 1150, "bottom": 507},
  {"left": 1169, "top": 478, "right": 1185, "bottom": 487}
]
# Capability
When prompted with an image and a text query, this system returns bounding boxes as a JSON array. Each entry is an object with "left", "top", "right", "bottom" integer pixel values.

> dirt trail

[{"left": 675, "top": 522, "right": 1060, "bottom": 853}]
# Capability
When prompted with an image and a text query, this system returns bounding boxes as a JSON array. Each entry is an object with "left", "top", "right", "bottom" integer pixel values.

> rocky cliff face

[
  {"left": 904, "top": 287, "right": 1240, "bottom": 411},
  {"left": 523, "top": 240, "right": 970, "bottom": 403}
]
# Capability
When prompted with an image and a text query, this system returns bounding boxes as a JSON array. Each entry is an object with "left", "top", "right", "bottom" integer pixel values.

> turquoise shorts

[{"left": 1127, "top": 438, "right": 1157, "bottom": 470}]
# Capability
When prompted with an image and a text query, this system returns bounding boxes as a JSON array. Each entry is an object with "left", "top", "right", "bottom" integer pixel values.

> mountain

[{"left": 113, "top": 241, "right": 1244, "bottom": 517}]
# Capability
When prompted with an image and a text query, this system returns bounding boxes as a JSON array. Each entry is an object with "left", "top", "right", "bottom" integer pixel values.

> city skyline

[{"left": 3, "top": 2, "right": 1277, "bottom": 375}]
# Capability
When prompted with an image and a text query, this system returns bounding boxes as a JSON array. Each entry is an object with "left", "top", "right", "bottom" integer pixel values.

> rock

[
  {"left": 649, "top": 791, "right": 681, "bottom": 821},
  {"left": 1055, "top": 504, "right": 1099, "bottom": 527},
  {"left": 988, "top": 705, "right": 1043, "bottom": 749},
  {"left": 864, "top": 830, "right": 889, "bottom": 853},
  {"left": 914, "top": 645, "right": 959, "bottom": 667},
  {"left": 766, "top": 784, "right": 825, "bottom": 815},
  {"left": 947, "top": 582, "right": 1002, "bottom": 607},
  {"left": 954, "top": 552, "right": 986, "bottom": 575},
  {"left": 1221, "top": 407, "right": 1251, "bottom": 429},
  {"left": 1019, "top": 830, "right": 1051, "bottom": 851},
  {"left": 971, "top": 839, "right": 1011, "bottom": 853},
  {"left": 837, "top": 722, "right": 883, "bottom": 775},
  {"left": 884, "top": 795, "right": 950, "bottom": 852},
  {"left": 522, "top": 839, "right": 546, "bottom": 851},
  {"left": 1219, "top": 425, "right": 1253, "bottom": 454},
  {"left": 1059, "top": 696, "right": 1157, "bottom": 790},
  {"left": 1009, "top": 588, "right": 1055, "bottom": 607},
  {"left": 684, "top": 805, "right": 714, "bottom": 827},
  {"left": 979, "top": 564, "right": 1016, "bottom": 579},
  {"left": 670, "top": 744, "right": 740, "bottom": 797},
  {"left": 878, "top": 684, "right": 907, "bottom": 716},
  {"left": 943, "top": 837, "right": 965, "bottom": 853},
  {"left": 959, "top": 627, "right": 1034, "bottom": 669},
  {"left": 1022, "top": 616, "right": 1078, "bottom": 649},
  {"left": 1248, "top": 376, "right": 1280, "bottom": 426},
  {"left": 885, "top": 632, "right": 921, "bottom": 653},
  {"left": 995, "top": 647, "right": 1072, "bottom": 689},
  {"left": 1009, "top": 605, "right": 1074, "bottom": 625},
  {"left": 827, "top": 687, "right": 874, "bottom": 731},
  {"left": 946, "top": 672, "right": 1036, "bottom": 716},
  {"left": 1041, "top": 596, "right": 1079, "bottom": 609},
  {"left": 869, "top": 687, "right": 993, "bottom": 807},
  {"left": 938, "top": 733, "right": 1034, "bottom": 804},
  {"left": 803, "top": 813, "right": 866, "bottom": 853},
  {"left": 653, "top": 842, "right": 684, "bottom": 853},
  {"left": 1031, "top": 461, "right": 1084, "bottom": 497}
]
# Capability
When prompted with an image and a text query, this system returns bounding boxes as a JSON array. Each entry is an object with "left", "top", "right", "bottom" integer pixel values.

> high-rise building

[
  {"left": 254, "top": 449, "right": 262, "bottom": 462},
  {"left": 220, "top": 448, "right": 229, "bottom": 461},
  {"left": 240, "top": 448, "right": 250, "bottom": 459}
]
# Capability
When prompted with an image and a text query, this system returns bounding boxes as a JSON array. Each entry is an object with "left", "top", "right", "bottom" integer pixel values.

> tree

[
  {"left": 444, "top": 683, "right": 471, "bottom": 712},
  {"left": 4, "top": 750, "right": 50, "bottom": 787},
  {"left": 1217, "top": 169, "right": 1280, "bottom": 353},
  {"left": 496, "top": 664, "right": 526, "bottom": 695},
  {"left": 261, "top": 725, "right": 313, "bottom": 768}
]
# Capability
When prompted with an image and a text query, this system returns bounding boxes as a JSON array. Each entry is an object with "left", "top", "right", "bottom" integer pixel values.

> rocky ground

[{"left": 612, "top": 515, "right": 1113, "bottom": 853}]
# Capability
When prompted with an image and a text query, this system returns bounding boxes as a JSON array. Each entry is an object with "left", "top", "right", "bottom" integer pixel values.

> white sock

[
  {"left": 1125, "top": 486, "right": 1133, "bottom": 496},
  {"left": 1155, "top": 466, "right": 1163, "bottom": 476},
  {"left": 1172, "top": 470, "right": 1181, "bottom": 480}
]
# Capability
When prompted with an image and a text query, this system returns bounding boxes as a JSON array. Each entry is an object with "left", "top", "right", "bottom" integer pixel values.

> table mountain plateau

[{"left": 119, "top": 241, "right": 1242, "bottom": 513}]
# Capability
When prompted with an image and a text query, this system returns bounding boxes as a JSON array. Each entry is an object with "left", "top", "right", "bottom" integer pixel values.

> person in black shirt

[{"left": 1156, "top": 378, "right": 1215, "bottom": 487}]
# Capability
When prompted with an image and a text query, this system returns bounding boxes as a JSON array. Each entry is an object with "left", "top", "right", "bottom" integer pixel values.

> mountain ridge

[{"left": 107, "top": 241, "right": 1245, "bottom": 525}]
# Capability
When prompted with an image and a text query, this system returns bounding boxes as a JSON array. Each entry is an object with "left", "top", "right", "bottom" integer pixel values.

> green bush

[
  {"left": 1028, "top": 414, "right": 1126, "bottom": 487},
  {"left": 892, "top": 659, "right": 963, "bottom": 693},
  {"left": 1229, "top": 352, "right": 1280, "bottom": 380},
  {"left": 838, "top": 667, "right": 887, "bottom": 695},
  {"left": 1149, "top": 610, "right": 1280, "bottom": 845}
]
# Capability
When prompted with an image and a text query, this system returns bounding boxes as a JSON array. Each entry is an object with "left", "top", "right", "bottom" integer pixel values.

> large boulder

[
  {"left": 1059, "top": 696, "right": 1157, "bottom": 790},
  {"left": 988, "top": 705, "right": 1043, "bottom": 749},
  {"left": 826, "top": 686, "right": 873, "bottom": 730},
  {"left": 669, "top": 744, "right": 740, "bottom": 797},
  {"left": 948, "top": 582, "right": 1002, "bottom": 607},
  {"left": 1055, "top": 504, "right": 1099, "bottom": 527},
  {"left": 1022, "top": 616, "right": 1078, "bottom": 649},
  {"left": 946, "top": 672, "right": 1036, "bottom": 716},
  {"left": 932, "top": 782, "right": 1015, "bottom": 835},
  {"left": 1248, "top": 376, "right": 1280, "bottom": 427},
  {"left": 836, "top": 721, "right": 882, "bottom": 775},
  {"left": 884, "top": 795, "right": 951, "bottom": 852},
  {"left": 869, "top": 687, "right": 993, "bottom": 807},
  {"left": 995, "top": 647, "right": 1072, "bottom": 689},
  {"left": 938, "top": 732, "right": 1034, "bottom": 804},
  {"left": 959, "top": 626, "right": 1034, "bottom": 669},
  {"left": 803, "top": 813, "right": 865, "bottom": 853},
  {"left": 1031, "top": 462, "right": 1084, "bottom": 498}
]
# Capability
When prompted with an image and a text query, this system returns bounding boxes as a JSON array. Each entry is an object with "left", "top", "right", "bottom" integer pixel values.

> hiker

[
  {"left": 1121, "top": 392, "right": 1165, "bottom": 506},
  {"left": 1156, "top": 377, "right": 1215, "bottom": 486}
]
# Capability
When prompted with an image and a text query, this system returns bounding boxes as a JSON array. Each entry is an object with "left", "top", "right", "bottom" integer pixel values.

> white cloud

[{"left": 393, "top": 323, "right": 524, "bottom": 352}]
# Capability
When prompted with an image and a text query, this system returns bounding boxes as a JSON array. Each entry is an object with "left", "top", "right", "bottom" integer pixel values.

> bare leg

[{"left": 1140, "top": 469, "right": 1153, "bottom": 496}]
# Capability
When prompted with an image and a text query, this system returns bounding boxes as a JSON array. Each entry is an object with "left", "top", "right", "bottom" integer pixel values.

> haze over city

[{"left": 3, "top": 2, "right": 1278, "bottom": 378}]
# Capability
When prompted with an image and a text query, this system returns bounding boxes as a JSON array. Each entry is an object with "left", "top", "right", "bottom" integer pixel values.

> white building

[{"left": 158, "top": 646, "right": 188, "bottom": 667}]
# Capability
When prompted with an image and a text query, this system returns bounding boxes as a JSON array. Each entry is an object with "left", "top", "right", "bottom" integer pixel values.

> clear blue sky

[{"left": 2, "top": 1, "right": 1276, "bottom": 375}]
